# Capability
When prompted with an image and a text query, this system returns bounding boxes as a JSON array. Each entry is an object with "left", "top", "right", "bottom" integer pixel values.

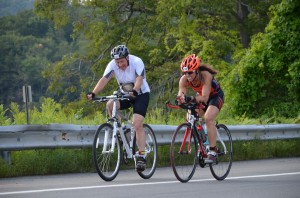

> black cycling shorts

[
  {"left": 201, "top": 90, "right": 224, "bottom": 112},
  {"left": 119, "top": 92, "right": 150, "bottom": 118}
]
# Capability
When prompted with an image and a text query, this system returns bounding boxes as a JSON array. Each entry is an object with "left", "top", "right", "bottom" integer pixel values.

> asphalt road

[{"left": 1, "top": 157, "right": 299, "bottom": 198}]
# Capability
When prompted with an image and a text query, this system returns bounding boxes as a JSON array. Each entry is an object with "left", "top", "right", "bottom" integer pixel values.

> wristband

[
  {"left": 132, "top": 90, "right": 138, "bottom": 96},
  {"left": 87, "top": 92, "right": 95, "bottom": 98}
]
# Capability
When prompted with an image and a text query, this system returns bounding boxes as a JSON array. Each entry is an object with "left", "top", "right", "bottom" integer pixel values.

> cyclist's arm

[
  {"left": 133, "top": 75, "right": 143, "bottom": 92},
  {"left": 178, "top": 75, "right": 188, "bottom": 96},
  {"left": 92, "top": 76, "right": 110, "bottom": 94},
  {"left": 176, "top": 76, "right": 188, "bottom": 104},
  {"left": 195, "top": 71, "right": 212, "bottom": 103}
]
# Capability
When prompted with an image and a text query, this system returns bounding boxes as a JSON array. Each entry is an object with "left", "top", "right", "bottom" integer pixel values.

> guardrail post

[{"left": 0, "top": 151, "right": 11, "bottom": 165}]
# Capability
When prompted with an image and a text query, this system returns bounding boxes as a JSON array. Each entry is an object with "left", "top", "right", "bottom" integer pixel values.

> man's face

[{"left": 115, "top": 57, "right": 128, "bottom": 70}]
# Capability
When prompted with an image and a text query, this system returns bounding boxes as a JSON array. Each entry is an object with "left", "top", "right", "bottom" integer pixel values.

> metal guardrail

[{"left": 0, "top": 124, "right": 299, "bottom": 151}]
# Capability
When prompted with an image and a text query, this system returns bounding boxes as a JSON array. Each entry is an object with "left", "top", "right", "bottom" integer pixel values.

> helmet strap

[
  {"left": 192, "top": 70, "right": 199, "bottom": 82},
  {"left": 126, "top": 56, "right": 129, "bottom": 66}
]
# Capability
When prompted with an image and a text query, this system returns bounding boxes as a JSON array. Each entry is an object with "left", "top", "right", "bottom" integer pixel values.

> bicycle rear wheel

[
  {"left": 93, "top": 123, "right": 121, "bottom": 181},
  {"left": 209, "top": 124, "right": 233, "bottom": 180},
  {"left": 136, "top": 124, "right": 158, "bottom": 179},
  {"left": 170, "top": 123, "right": 198, "bottom": 183}
]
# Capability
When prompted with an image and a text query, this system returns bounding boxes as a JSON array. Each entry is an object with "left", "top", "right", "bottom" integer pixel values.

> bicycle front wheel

[
  {"left": 137, "top": 124, "right": 158, "bottom": 179},
  {"left": 209, "top": 124, "right": 233, "bottom": 180},
  {"left": 170, "top": 123, "right": 198, "bottom": 183},
  {"left": 93, "top": 123, "right": 121, "bottom": 181}
]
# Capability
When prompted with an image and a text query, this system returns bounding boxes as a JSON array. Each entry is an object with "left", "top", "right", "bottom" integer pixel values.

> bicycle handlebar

[
  {"left": 166, "top": 100, "right": 201, "bottom": 110},
  {"left": 166, "top": 100, "right": 206, "bottom": 121},
  {"left": 92, "top": 91, "right": 132, "bottom": 102}
]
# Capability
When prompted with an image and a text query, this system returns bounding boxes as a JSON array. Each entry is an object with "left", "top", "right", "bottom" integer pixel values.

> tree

[
  {"left": 227, "top": 0, "right": 300, "bottom": 117},
  {"left": 0, "top": 0, "right": 34, "bottom": 17},
  {"left": 30, "top": 0, "right": 290, "bottom": 117},
  {"left": 0, "top": 10, "right": 76, "bottom": 107}
]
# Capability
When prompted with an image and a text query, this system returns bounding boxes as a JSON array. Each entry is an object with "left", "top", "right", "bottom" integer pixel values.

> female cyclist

[{"left": 176, "top": 54, "right": 224, "bottom": 163}]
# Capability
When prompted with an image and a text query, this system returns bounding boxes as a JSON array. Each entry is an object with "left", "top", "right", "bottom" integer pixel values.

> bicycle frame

[
  {"left": 94, "top": 91, "right": 135, "bottom": 159},
  {"left": 167, "top": 100, "right": 233, "bottom": 182},
  {"left": 179, "top": 113, "right": 196, "bottom": 155},
  {"left": 166, "top": 101, "right": 219, "bottom": 159}
]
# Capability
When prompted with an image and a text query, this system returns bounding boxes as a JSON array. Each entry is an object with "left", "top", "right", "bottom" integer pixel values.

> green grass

[{"left": 1, "top": 139, "right": 299, "bottom": 178}]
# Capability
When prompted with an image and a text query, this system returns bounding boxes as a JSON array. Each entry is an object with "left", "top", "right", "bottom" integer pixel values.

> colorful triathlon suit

[{"left": 188, "top": 76, "right": 224, "bottom": 111}]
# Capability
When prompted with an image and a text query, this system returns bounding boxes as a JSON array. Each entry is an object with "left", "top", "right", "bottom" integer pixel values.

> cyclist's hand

[
  {"left": 184, "top": 95, "right": 194, "bottom": 103},
  {"left": 175, "top": 95, "right": 183, "bottom": 105},
  {"left": 129, "top": 89, "right": 138, "bottom": 98},
  {"left": 86, "top": 92, "right": 95, "bottom": 100}
]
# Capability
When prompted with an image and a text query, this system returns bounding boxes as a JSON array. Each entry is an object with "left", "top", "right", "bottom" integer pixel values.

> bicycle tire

[
  {"left": 170, "top": 123, "right": 198, "bottom": 183},
  {"left": 136, "top": 124, "right": 158, "bottom": 179},
  {"left": 93, "top": 123, "right": 121, "bottom": 181},
  {"left": 209, "top": 124, "right": 233, "bottom": 180}
]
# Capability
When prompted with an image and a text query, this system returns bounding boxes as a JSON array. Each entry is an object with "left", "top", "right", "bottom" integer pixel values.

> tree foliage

[
  {"left": 0, "top": 0, "right": 35, "bottom": 17},
  {"left": 33, "top": 0, "right": 247, "bottom": 105},
  {"left": 227, "top": 0, "right": 300, "bottom": 117},
  {"left": 0, "top": 0, "right": 298, "bottom": 121},
  {"left": 0, "top": 10, "right": 78, "bottom": 107}
]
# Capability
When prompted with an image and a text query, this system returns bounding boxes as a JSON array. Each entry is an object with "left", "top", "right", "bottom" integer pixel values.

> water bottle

[
  {"left": 203, "top": 124, "right": 209, "bottom": 145},
  {"left": 197, "top": 124, "right": 206, "bottom": 143},
  {"left": 122, "top": 123, "right": 131, "bottom": 144}
]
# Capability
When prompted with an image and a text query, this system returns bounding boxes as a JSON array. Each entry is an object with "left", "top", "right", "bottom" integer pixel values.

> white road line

[{"left": 0, "top": 172, "right": 300, "bottom": 196}]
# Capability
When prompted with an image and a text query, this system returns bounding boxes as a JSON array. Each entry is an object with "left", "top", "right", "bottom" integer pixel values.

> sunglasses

[{"left": 184, "top": 71, "right": 195, "bottom": 75}]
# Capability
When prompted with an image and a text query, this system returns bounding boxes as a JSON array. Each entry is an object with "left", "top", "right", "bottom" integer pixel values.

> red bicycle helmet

[{"left": 180, "top": 54, "right": 201, "bottom": 72}]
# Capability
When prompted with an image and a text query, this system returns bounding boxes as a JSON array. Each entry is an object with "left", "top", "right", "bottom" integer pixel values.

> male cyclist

[
  {"left": 176, "top": 54, "right": 224, "bottom": 163},
  {"left": 87, "top": 45, "right": 150, "bottom": 172}
]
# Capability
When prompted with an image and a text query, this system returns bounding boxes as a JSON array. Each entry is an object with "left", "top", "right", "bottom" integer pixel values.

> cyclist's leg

[
  {"left": 133, "top": 113, "right": 146, "bottom": 152},
  {"left": 132, "top": 93, "right": 149, "bottom": 153},
  {"left": 106, "top": 99, "right": 121, "bottom": 117},
  {"left": 204, "top": 106, "right": 219, "bottom": 163},
  {"left": 204, "top": 94, "right": 224, "bottom": 163},
  {"left": 204, "top": 105, "right": 219, "bottom": 148},
  {"left": 133, "top": 113, "right": 147, "bottom": 172},
  {"left": 132, "top": 93, "right": 149, "bottom": 172},
  {"left": 110, "top": 99, "right": 132, "bottom": 124}
]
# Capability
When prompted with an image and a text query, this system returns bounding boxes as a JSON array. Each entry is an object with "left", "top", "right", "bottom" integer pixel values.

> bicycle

[
  {"left": 92, "top": 88, "right": 158, "bottom": 181},
  {"left": 166, "top": 100, "right": 233, "bottom": 183}
]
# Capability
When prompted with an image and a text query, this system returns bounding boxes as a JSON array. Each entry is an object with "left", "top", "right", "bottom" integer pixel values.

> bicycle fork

[
  {"left": 179, "top": 128, "right": 193, "bottom": 154},
  {"left": 101, "top": 122, "right": 118, "bottom": 154},
  {"left": 216, "top": 129, "right": 227, "bottom": 155}
]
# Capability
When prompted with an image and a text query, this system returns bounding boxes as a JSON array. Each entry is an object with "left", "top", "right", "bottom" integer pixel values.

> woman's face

[
  {"left": 184, "top": 70, "right": 196, "bottom": 82},
  {"left": 115, "top": 57, "right": 128, "bottom": 70}
]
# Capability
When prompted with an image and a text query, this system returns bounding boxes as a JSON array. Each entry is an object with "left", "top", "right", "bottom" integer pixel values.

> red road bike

[{"left": 166, "top": 101, "right": 233, "bottom": 182}]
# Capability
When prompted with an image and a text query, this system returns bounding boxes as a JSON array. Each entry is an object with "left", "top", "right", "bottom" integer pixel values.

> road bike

[
  {"left": 92, "top": 89, "right": 158, "bottom": 181},
  {"left": 166, "top": 100, "right": 233, "bottom": 182}
]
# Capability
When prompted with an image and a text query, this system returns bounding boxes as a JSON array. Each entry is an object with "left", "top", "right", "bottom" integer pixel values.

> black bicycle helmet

[{"left": 111, "top": 45, "right": 129, "bottom": 59}]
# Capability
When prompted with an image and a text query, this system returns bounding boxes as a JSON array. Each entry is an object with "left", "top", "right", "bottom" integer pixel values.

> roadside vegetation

[
  {"left": 0, "top": 101, "right": 299, "bottom": 178},
  {"left": 1, "top": 139, "right": 299, "bottom": 178}
]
